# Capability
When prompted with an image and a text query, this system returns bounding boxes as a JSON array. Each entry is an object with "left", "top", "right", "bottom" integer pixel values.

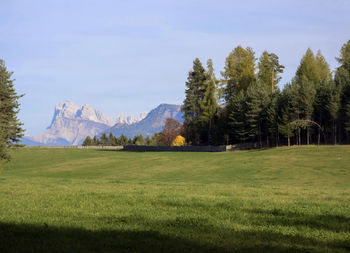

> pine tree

[{"left": 0, "top": 59, "right": 24, "bottom": 161}]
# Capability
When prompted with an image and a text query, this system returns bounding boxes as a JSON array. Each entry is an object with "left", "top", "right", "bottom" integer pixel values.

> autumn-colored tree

[
  {"left": 159, "top": 118, "right": 182, "bottom": 146},
  {"left": 172, "top": 135, "right": 186, "bottom": 146}
]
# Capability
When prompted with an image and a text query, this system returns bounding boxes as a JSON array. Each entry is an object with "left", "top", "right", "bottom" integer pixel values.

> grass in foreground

[{"left": 0, "top": 146, "right": 349, "bottom": 252}]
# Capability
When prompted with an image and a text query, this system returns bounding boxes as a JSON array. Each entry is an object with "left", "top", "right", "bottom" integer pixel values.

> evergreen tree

[
  {"left": 229, "top": 91, "right": 249, "bottom": 142},
  {"left": 133, "top": 134, "right": 145, "bottom": 145},
  {"left": 100, "top": 133, "right": 109, "bottom": 146},
  {"left": 314, "top": 81, "right": 340, "bottom": 144},
  {"left": 258, "top": 51, "right": 284, "bottom": 93},
  {"left": 150, "top": 132, "right": 161, "bottom": 146},
  {"left": 182, "top": 58, "right": 207, "bottom": 145},
  {"left": 265, "top": 90, "right": 281, "bottom": 146},
  {"left": 119, "top": 134, "right": 128, "bottom": 145},
  {"left": 245, "top": 82, "right": 269, "bottom": 147},
  {"left": 82, "top": 136, "right": 93, "bottom": 146},
  {"left": 277, "top": 86, "right": 296, "bottom": 146},
  {"left": 335, "top": 40, "right": 350, "bottom": 142},
  {"left": 200, "top": 59, "right": 218, "bottom": 144},
  {"left": 0, "top": 59, "right": 24, "bottom": 161},
  {"left": 92, "top": 136, "right": 99, "bottom": 145}
]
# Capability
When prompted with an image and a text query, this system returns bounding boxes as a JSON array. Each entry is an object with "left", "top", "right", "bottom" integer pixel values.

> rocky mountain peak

[
  {"left": 116, "top": 112, "right": 148, "bottom": 125},
  {"left": 50, "top": 101, "right": 114, "bottom": 127},
  {"left": 21, "top": 102, "right": 183, "bottom": 146}
]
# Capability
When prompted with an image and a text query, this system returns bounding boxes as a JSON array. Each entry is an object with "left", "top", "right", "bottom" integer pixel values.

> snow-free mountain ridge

[
  {"left": 105, "top": 104, "right": 183, "bottom": 138},
  {"left": 21, "top": 102, "right": 183, "bottom": 146}
]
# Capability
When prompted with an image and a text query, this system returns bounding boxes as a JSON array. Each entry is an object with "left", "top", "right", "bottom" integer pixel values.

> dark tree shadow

[
  {"left": 0, "top": 219, "right": 349, "bottom": 253},
  {"left": 0, "top": 222, "right": 226, "bottom": 253},
  {"left": 245, "top": 208, "right": 350, "bottom": 233}
]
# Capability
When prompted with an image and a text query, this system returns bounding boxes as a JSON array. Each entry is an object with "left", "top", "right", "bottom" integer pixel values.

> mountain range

[{"left": 21, "top": 101, "right": 183, "bottom": 146}]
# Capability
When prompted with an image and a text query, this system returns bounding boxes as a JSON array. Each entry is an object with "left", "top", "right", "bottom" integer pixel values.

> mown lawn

[{"left": 0, "top": 146, "right": 349, "bottom": 252}]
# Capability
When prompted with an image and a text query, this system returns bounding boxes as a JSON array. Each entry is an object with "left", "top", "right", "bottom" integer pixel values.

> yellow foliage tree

[{"left": 171, "top": 135, "right": 186, "bottom": 146}]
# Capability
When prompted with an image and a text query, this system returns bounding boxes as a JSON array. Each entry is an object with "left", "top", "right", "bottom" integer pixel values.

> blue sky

[{"left": 1, "top": 0, "right": 350, "bottom": 135}]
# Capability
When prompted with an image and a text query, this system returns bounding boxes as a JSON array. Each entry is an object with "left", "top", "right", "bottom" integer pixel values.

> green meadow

[{"left": 0, "top": 146, "right": 349, "bottom": 252}]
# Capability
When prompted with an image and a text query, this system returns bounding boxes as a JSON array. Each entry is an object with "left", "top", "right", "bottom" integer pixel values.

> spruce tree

[
  {"left": 229, "top": 90, "right": 248, "bottom": 142},
  {"left": 200, "top": 59, "right": 218, "bottom": 144},
  {"left": 182, "top": 58, "right": 207, "bottom": 145},
  {"left": 277, "top": 86, "right": 297, "bottom": 146},
  {"left": 0, "top": 59, "right": 24, "bottom": 161},
  {"left": 335, "top": 40, "right": 350, "bottom": 143}
]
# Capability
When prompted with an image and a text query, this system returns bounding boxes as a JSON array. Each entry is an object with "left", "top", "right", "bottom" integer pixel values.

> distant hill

[
  {"left": 105, "top": 104, "right": 183, "bottom": 138},
  {"left": 21, "top": 102, "right": 183, "bottom": 146}
]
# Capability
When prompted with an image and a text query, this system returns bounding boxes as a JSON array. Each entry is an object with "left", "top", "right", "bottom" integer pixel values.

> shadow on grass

[
  {"left": 246, "top": 208, "right": 350, "bottom": 233},
  {"left": 0, "top": 222, "right": 227, "bottom": 253},
  {"left": 0, "top": 220, "right": 349, "bottom": 253},
  {"left": 94, "top": 149, "right": 123, "bottom": 152}
]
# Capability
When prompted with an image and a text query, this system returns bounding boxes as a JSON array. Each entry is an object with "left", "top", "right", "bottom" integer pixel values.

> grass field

[{"left": 0, "top": 146, "right": 349, "bottom": 252}]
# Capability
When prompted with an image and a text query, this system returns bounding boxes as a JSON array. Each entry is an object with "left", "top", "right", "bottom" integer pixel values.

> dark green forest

[
  {"left": 84, "top": 40, "right": 350, "bottom": 148},
  {"left": 182, "top": 40, "right": 350, "bottom": 147}
]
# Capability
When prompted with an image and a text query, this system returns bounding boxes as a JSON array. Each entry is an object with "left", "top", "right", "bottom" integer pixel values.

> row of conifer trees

[
  {"left": 83, "top": 133, "right": 160, "bottom": 146},
  {"left": 181, "top": 40, "right": 350, "bottom": 146}
]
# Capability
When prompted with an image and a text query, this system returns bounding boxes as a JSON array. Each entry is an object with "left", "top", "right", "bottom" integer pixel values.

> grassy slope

[{"left": 0, "top": 146, "right": 349, "bottom": 252}]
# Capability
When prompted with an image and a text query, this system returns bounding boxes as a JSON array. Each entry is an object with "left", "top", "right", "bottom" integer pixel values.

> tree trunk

[
  {"left": 259, "top": 122, "right": 262, "bottom": 148},
  {"left": 266, "top": 135, "right": 269, "bottom": 147},
  {"left": 287, "top": 132, "right": 290, "bottom": 147},
  {"left": 318, "top": 128, "right": 320, "bottom": 145},
  {"left": 208, "top": 119, "right": 212, "bottom": 145},
  {"left": 334, "top": 121, "right": 337, "bottom": 145},
  {"left": 307, "top": 126, "right": 310, "bottom": 145}
]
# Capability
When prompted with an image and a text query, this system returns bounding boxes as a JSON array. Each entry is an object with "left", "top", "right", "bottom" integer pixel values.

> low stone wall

[{"left": 123, "top": 145, "right": 228, "bottom": 152}]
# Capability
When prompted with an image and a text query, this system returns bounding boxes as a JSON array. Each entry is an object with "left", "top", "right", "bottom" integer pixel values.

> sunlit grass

[{"left": 0, "top": 146, "right": 349, "bottom": 252}]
